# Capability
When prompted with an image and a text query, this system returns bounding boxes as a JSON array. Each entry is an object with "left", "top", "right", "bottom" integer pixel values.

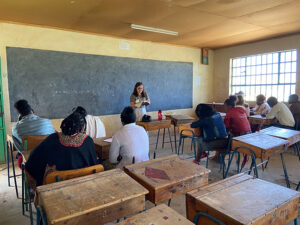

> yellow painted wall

[
  {"left": 0, "top": 23, "right": 214, "bottom": 136},
  {"left": 213, "top": 34, "right": 300, "bottom": 103}
]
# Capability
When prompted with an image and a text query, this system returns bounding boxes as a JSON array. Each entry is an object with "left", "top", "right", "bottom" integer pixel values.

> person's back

[
  {"left": 112, "top": 123, "right": 149, "bottom": 168},
  {"left": 191, "top": 113, "right": 227, "bottom": 141},
  {"left": 12, "top": 100, "right": 55, "bottom": 151},
  {"left": 109, "top": 106, "right": 149, "bottom": 168},
  {"left": 224, "top": 99, "right": 251, "bottom": 135},
  {"left": 25, "top": 113, "right": 98, "bottom": 188},
  {"left": 288, "top": 94, "right": 300, "bottom": 127},
  {"left": 267, "top": 102, "right": 295, "bottom": 127}
]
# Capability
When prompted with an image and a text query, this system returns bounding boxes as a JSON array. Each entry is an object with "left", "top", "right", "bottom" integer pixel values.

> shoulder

[{"left": 130, "top": 94, "right": 137, "bottom": 101}]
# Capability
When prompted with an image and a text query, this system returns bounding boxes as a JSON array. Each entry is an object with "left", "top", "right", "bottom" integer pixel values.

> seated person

[
  {"left": 73, "top": 106, "right": 106, "bottom": 138},
  {"left": 229, "top": 95, "right": 238, "bottom": 104},
  {"left": 252, "top": 94, "right": 270, "bottom": 115},
  {"left": 236, "top": 95, "right": 250, "bottom": 116},
  {"left": 266, "top": 97, "right": 295, "bottom": 128},
  {"left": 288, "top": 94, "right": 300, "bottom": 128},
  {"left": 109, "top": 106, "right": 149, "bottom": 168},
  {"left": 224, "top": 98, "right": 251, "bottom": 136},
  {"left": 191, "top": 104, "right": 228, "bottom": 163},
  {"left": 12, "top": 99, "right": 55, "bottom": 152},
  {"left": 25, "top": 112, "right": 98, "bottom": 189}
]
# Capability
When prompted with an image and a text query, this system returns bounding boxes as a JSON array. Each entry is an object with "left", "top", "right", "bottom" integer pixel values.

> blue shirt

[
  {"left": 191, "top": 113, "right": 227, "bottom": 142},
  {"left": 12, "top": 114, "right": 55, "bottom": 151}
]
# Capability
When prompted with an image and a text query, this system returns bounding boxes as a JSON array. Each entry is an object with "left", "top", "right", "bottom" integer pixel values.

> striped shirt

[{"left": 12, "top": 114, "right": 55, "bottom": 151}]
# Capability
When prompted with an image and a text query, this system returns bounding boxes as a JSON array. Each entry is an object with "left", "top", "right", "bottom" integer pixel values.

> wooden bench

[
  {"left": 36, "top": 169, "right": 148, "bottom": 225},
  {"left": 124, "top": 155, "right": 210, "bottom": 205},
  {"left": 186, "top": 173, "right": 300, "bottom": 225}
]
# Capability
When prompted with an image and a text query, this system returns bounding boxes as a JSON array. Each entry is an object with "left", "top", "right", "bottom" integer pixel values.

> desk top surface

[
  {"left": 117, "top": 204, "right": 193, "bottom": 225},
  {"left": 260, "top": 126, "right": 300, "bottom": 139},
  {"left": 233, "top": 132, "right": 289, "bottom": 150},
  {"left": 124, "top": 155, "right": 210, "bottom": 189},
  {"left": 188, "top": 174, "right": 300, "bottom": 225},
  {"left": 93, "top": 137, "right": 112, "bottom": 147},
  {"left": 36, "top": 169, "right": 148, "bottom": 224}
]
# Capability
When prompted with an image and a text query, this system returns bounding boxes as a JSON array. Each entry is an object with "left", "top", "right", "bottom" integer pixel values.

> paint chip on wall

[
  {"left": 119, "top": 41, "right": 130, "bottom": 50},
  {"left": 196, "top": 76, "right": 200, "bottom": 86}
]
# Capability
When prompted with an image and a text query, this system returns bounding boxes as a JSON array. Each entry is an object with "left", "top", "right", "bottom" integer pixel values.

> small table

[
  {"left": 230, "top": 132, "right": 291, "bottom": 187},
  {"left": 186, "top": 173, "right": 300, "bottom": 225},
  {"left": 93, "top": 137, "right": 112, "bottom": 161},
  {"left": 165, "top": 115, "right": 195, "bottom": 149},
  {"left": 36, "top": 169, "right": 148, "bottom": 225},
  {"left": 118, "top": 204, "right": 194, "bottom": 225},
  {"left": 248, "top": 114, "right": 276, "bottom": 125},
  {"left": 124, "top": 155, "right": 210, "bottom": 204},
  {"left": 136, "top": 120, "right": 173, "bottom": 153}
]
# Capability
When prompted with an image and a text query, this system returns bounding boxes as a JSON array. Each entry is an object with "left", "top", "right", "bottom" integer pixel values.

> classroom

[{"left": 0, "top": 1, "right": 300, "bottom": 225}]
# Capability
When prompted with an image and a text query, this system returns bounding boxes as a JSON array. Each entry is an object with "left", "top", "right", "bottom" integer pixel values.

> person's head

[
  {"left": 256, "top": 94, "right": 266, "bottom": 105},
  {"left": 120, "top": 106, "right": 136, "bottom": 125},
  {"left": 267, "top": 97, "right": 278, "bottom": 108},
  {"left": 236, "top": 95, "right": 244, "bottom": 106},
  {"left": 195, "top": 104, "right": 216, "bottom": 119},
  {"left": 235, "top": 91, "right": 245, "bottom": 97},
  {"left": 132, "top": 82, "right": 146, "bottom": 97},
  {"left": 60, "top": 112, "right": 86, "bottom": 136},
  {"left": 224, "top": 98, "right": 235, "bottom": 112},
  {"left": 288, "top": 94, "right": 299, "bottom": 104},
  {"left": 73, "top": 106, "right": 87, "bottom": 118},
  {"left": 229, "top": 95, "right": 238, "bottom": 104},
  {"left": 14, "top": 99, "right": 33, "bottom": 117}
]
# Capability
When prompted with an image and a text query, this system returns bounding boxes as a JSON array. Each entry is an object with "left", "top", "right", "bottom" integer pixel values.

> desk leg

[
  {"left": 167, "top": 128, "right": 173, "bottom": 152},
  {"left": 21, "top": 165, "right": 25, "bottom": 215},
  {"left": 162, "top": 128, "right": 166, "bottom": 149},
  {"left": 168, "top": 199, "right": 172, "bottom": 206},
  {"left": 174, "top": 126, "right": 177, "bottom": 150},
  {"left": 280, "top": 153, "right": 290, "bottom": 188},
  {"left": 294, "top": 217, "right": 298, "bottom": 225},
  {"left": 155, "top": 129, "right": 160, "bottom": 150},
  {"left": 296, "top": 143, "right": 300, "bottom": 161}
]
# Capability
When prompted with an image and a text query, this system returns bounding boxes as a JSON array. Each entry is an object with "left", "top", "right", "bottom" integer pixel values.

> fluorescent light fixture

[{"left": 131, "top": 24, "right": 178, "bottom": 36}]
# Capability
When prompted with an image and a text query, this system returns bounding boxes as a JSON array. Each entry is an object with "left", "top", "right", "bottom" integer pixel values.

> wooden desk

[
  {"left": 260, "top": 126, "right": 300, "bottom": 146},
  {"left": 219, "top": 112, "right": 226, "bottom": 119},
  {"left": 206, "top": 103, "right": 225, "bottom": 113},
  {"left": 230, "top": 132, "right": 291, "bottom": 187},
  {"left": 36, "top": 169, "right": 148, "bottom": 225},
  {"left": 118, "top": 204, "right": 193, "bottom": 225},
  {"left": 186, "top": 173, "right": 300, "bottom": 225},
  {"left": 248, "top": 114, "right": 276, "bottom": 125},
  {"left": 178, "top": 123, "right": 201, "bottom": 137},
  {"left": 124, "top": 155, "right": 210, "bottom": 204},
  {"left": 136, "top": 120, "right": 171, "bottom": 131},
  {"left": 136, "top": 120, "right": 173, "bottom": 152},
  {"left": 93, "top": 137, "right": 111, "bottom": 160},
  {"left": 231, "top": 132, "right": 289, "bottom": 160},
  {"left": 165, "top": 115, "right": 195, "bottom": 150}
]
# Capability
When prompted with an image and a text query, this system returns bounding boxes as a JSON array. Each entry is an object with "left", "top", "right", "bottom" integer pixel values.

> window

[{"left": 230, "top": 49, "right": 297, "bottom": 102}]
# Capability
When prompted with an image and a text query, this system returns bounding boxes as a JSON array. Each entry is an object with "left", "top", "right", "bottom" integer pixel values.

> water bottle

[{"left": 158, "top": 110, "right": 162, "bottom": 121}]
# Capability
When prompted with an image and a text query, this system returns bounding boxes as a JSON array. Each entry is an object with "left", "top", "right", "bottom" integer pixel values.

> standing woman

[{"left": 130, "top": 82, "right": 150, "bottom": 121}]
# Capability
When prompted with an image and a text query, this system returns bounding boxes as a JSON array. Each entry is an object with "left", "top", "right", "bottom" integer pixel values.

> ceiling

[{"left": 1, "top": 0, "right": 300, "bottom": 49}]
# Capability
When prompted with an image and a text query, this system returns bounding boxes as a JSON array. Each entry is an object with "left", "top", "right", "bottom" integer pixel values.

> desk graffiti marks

[
  {"left": 124, "top": 155, "right": 210, "bottom": 204},
  {"left": 145, "top": 167, "right": 170, "bottom": 180}
]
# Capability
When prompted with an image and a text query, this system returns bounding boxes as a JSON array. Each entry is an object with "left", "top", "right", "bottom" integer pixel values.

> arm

[
  {"left": 191, "top": 119, "right": 205, "bottom": 128},
  {"left": 144, "top": 92, "right": 150, "bottom": 104},
  {"left": 130, "top": 95, "right": 137, "bottom": 108},
  {"left": 12, "top": 125, "right": 23, "bottom": 151},
  {"left": 109, "top": 136, "right": 121, "bottom": 164},
  {"left": 266, "top": 105, "right": 279, "bottom": 119}
]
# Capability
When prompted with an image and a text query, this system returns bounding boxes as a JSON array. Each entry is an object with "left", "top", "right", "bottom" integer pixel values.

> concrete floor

[{"left": 0, "top": 134, "right": 299, "bottom": 225}]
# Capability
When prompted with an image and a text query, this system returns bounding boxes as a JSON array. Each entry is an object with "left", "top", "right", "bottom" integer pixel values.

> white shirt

[
  {"left": 85, "top": 115, "right": 106, "bottom": 138},
  {"left": 109, "top": 123, "right": 149, "bottom": 169},
  {"left": 266, "top": 102, "right": 295, "bottom": 127}
]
